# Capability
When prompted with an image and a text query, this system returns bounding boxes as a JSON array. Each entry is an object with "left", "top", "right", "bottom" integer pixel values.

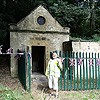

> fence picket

[
  {"left": 59, "top": 51, "right": 100, "bottom": 91},
  {"left": 76, "top": 52, "right": 79, "bottom": 90},
  {"left": 83, "top": 52, "right": 85, "bottom": 90},
  {"left": 64, "top": 52, "right": 68, "bottom": 90},
  {"left": 79, "top": 52, "right": 82, "bottom": 90},
  {"left": 85, "top": 52, "right": 88, "bottom": 90},
  {"left": 98, "top": 53, "right": 100, "bottom": 89},
  {"left": 69, "top": 51, "right": 72, "bottom": 90},
  {"left": 73, "top": 52, "right": 76, "bottom": 90},
  {"left": 94, "top": 53, "right": 97, "bottom": 89},
  {"left": 92, "top": 52, "right": 94, "bottom": 89},
  {"left": 89, "top": 53, "right": 91, "bottom": 89}
]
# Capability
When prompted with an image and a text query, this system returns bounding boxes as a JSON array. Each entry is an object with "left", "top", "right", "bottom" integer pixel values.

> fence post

[
  {"left": 86, "top": 52, "right": 88, "bottom": 90},
  {"left": 97, "top": 53, "right": 100, "bottom": 89},
  {"left": 73, "top": 52, "right": 76, "bottom": 90},
  {"left": 79, "top": 52, "right": 82, "bottom": 90},
  {"left": 94, "top": 53, "right": 97, "bottom": 89},
  {"left": 64, "top": 51, "right": 68, "bottom": 91},
  {"left": 92, "top": 52, "right": 94, "bottom": 89},
  {"left": 76, "top": 52, "right": 79, "bottom": 90},
  {"left": 27, "top": 53, "right": 31, "bottom": 92}
]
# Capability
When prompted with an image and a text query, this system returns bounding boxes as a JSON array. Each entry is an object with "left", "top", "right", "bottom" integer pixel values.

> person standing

[{"left": 45, "top": 52, "right": 63, "bottom": 98}]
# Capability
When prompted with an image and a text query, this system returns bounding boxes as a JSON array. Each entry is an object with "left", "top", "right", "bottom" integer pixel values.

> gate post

[
  {"left": 25, "top": 46, "right": 32, "bottom": 92},
  {"left": 27, "top": 52, "right": 31, "bottom": 91}
]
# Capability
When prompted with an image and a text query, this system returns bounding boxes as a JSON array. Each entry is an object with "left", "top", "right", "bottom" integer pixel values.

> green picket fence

[{"left": 59, "top": 52, "right": 100, "bottom": 91}]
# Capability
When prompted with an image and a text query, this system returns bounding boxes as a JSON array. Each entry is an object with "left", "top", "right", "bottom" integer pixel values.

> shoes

[
  {"left": 54, "top": 94, "right": 59, "bottom": 98},
  {"left": 49, "top": 92, "right": 54, "bottom": 97},
  {"left": 48, "top": 89, "right": 59, "bottom": 98},
  {"left": 49, "top": 93, "right": 58, "bottom": 98}
]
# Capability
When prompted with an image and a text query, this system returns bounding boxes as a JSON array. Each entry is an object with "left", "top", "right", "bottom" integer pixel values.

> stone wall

[
  {"left": 10, "top": 31, "right": 69, "bottom": 77},
  {"left": 72, "top": 41, "right": 100, "bottom": 53}
]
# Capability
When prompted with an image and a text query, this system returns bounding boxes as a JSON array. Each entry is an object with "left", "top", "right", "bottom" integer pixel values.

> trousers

[{"left": 48, "top": 75, "right": 58, "bottom": 91}]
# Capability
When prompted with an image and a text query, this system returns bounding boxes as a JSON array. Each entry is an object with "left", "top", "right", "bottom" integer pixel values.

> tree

[
  {"left": 48, "top": 1, "right": 90, "bottom": 38},
  {"left": 0, "top": 0, "right": 100, "bottom": 43}
]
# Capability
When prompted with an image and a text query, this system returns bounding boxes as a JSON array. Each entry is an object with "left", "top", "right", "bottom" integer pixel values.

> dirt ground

[
  {"left": 0, "top": 66, "right": 100, "bottom": 100},
  {"left": 31, "top": 73, "right": 100, "bottom": 100},
  {"left": 0, "top": 65, "right": 24, "bottom": 91}
]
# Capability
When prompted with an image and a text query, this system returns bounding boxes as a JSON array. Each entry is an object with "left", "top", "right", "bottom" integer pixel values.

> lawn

[
  {"left": 0, "top": 84, "right": 34, "bottom": 100},
  {"left": 0, "top": 83, "right": 100, "bottom": 100},
  {"left": 0, "top": 66, "right": 100, "bottom": 100}
]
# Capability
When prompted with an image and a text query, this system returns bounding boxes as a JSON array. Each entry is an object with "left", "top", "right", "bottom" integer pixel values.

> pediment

[{"left": 11, "top": 5, "right": 65, "bottom": 32}]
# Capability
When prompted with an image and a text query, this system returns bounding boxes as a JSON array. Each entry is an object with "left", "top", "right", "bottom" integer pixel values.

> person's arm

[{"left": 57, "top": 58, "right": 63, "bottom": 70}]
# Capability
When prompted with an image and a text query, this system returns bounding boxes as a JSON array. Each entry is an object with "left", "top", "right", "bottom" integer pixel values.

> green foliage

[
  {"left": 0, "top": 0, "right": 100, "bottom": 41},
  {"left": 0, "top": 84, "right": 34, "bottom": 100},
  {"left": 48, "top": 0, "right": 100, "bottom": 39},
  {"left": 49, "top": 1, "right": 90, "bottom": 37},
  {"left": 0, "top": 30, "right": 7, "bottom": 45},
  {"left": 92, "top": 34, "right": 100, "bottom": 42},
  {"left": 82, "top": 98, "right": 88, "bottom": 100}
]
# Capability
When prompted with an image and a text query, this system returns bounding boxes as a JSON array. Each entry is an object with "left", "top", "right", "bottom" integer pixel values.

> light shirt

[{"left": 45, "top": 58, "right": 62, "bottom": 78}]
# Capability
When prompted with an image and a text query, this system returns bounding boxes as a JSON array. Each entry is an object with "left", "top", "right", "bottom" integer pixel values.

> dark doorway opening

[{"left": 32, "top": 46, "right": 45, "bottom": 74}]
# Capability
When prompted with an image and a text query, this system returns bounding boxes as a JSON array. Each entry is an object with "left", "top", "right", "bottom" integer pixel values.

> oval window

[{"left": 37, "top": 16, "right": 46, "bottom": 25}]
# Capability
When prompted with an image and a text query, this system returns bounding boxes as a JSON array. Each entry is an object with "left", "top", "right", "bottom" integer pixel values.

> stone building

[{"left": 10, "top": 5, "right": 70, "bottom": 77}]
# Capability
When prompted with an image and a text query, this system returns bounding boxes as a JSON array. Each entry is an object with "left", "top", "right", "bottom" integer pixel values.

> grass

[
  {"left": 0, "top": 84, "right": 34, "bottom": 100},
  {"left": 58, "top": 90, "right": 100, "bottom": 100},
  {"left": 0, "top": 84, "right": 100, "bottom": 100}
]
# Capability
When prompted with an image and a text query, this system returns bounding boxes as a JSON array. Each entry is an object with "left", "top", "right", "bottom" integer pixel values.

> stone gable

[{"left": 11, "top": 5, "right": 68, "bottom": 32}]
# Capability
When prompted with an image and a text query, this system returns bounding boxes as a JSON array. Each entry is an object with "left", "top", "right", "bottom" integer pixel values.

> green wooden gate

[
  {"left": 18, "top": 47, "right": 31, "bottom": 91},
  {"left": 59, "top": 51, "right": 100, "bottom": 91},
  {"left": 18, "top": 50, "right": 26, "bottom": 90}
]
